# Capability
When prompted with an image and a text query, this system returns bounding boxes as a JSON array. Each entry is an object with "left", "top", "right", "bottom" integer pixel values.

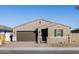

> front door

[{"left": 41, "top": 28, "right": 48, "bottom": 43}]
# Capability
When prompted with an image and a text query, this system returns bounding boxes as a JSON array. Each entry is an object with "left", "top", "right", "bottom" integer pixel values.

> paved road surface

[
  {"left": 0, "top": 50, "right": 79, "bottom": 54},
  {"left": 0, "top": 48, "right": 79, "bottom": 54}
]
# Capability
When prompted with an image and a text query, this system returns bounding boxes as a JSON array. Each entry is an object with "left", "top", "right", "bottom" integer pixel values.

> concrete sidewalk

[{"left": 1, "top": 47, "right": 79, "bottom": 50}]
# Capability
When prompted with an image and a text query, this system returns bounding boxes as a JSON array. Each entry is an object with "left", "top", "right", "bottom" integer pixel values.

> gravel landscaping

[{"left": 0, "top": 42, "right": 79, "bottom": 48}]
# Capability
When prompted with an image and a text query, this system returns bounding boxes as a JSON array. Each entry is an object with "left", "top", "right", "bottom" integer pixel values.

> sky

[{"left": 0, "top": 5, "right": 79, "bottom": 29}]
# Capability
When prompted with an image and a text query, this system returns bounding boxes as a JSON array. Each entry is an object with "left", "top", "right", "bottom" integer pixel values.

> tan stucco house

[{"left": 13, "top": 19, "right": 71, "bottom": 44}]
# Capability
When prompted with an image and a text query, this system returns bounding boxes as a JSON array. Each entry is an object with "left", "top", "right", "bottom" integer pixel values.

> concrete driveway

[{"left": 0, "top": 42, "right": 50, "bottom": 48}]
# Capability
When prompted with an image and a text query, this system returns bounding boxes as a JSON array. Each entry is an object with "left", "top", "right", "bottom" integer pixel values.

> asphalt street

[
  {"left": 0, "top": 50, "right": 79, "bottom": 54},
  {"left": 0, "top": 48, "right": 79, "bottom": 54}
]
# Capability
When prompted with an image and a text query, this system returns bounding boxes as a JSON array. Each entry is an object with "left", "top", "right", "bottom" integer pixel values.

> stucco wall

[
  {"left": 13, "top": 20, "right": 50, "bottom": 38},
  {"left": 47, "top": 25, "right": 71, "bottom": 44},
  {"left": 71, "top": 33, "right": 79, "bottom": 44}
]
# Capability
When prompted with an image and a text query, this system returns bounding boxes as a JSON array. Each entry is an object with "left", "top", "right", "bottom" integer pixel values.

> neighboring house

[
  {"left": 71, "top": 29, "right": 79, "bottom": 44},
  {"left": 13, "top": 19, "right": 71, "bottom": 44},
  {"left": 0, "top": 25, "right": 12, "bottom": 41}
]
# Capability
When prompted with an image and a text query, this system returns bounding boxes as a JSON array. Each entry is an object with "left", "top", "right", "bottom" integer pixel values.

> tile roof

[
  {"left": 71, "top": 28, "right": 79, "bottom": 33},
  {"left": 0, "top": 25, "right": 12, "bottom": 32}
]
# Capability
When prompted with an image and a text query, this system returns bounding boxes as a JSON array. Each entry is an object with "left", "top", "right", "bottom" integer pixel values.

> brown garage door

[{"left": 17, "top": 31, "right": 36, "bottom": 41}]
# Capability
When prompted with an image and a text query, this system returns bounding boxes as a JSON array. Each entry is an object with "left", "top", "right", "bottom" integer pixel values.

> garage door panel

[{"left": 17, "top": 31, "right": 36, "bottom": 41}]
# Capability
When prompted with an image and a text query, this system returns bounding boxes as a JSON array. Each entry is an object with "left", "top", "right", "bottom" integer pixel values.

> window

[{"left": 54, "top": 29, "right": 63, "bottom": 37}]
